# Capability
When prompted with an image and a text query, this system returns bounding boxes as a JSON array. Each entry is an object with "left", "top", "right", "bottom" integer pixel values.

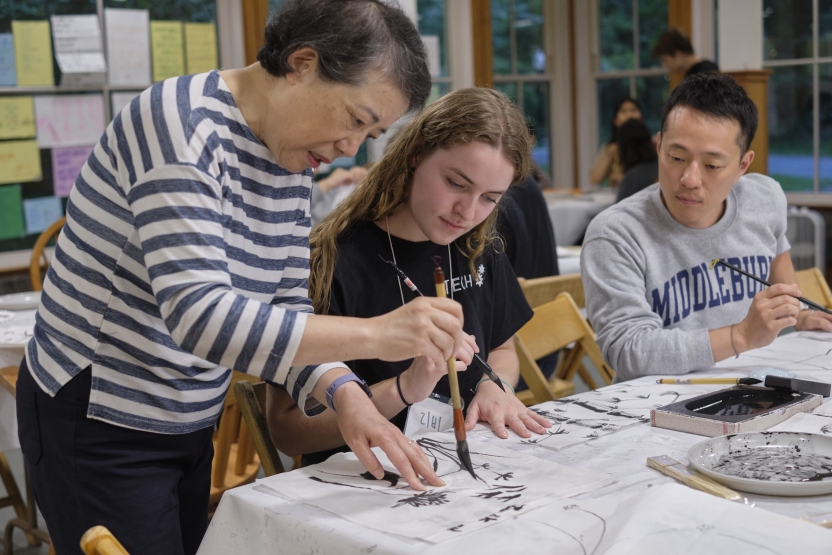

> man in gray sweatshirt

[{"left": 582, "top": 73, "right": 832, "bottom": 382}]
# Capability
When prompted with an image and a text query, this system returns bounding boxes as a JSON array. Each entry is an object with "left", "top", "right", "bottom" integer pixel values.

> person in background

[
  {"left": 651, "top": 29, "right": 719, "bottom": 78},
  {"left": 16, "top": 1, "right": 461, "bottom": 553},
  {"left": 589, "top": 97, "right": 644, "bottom": 187},
  {"left": 615, "top": 119, "right": 659, "bottom": 203},
  {"left": 311, "top": 165, "right": 368, "bottom": 227}
]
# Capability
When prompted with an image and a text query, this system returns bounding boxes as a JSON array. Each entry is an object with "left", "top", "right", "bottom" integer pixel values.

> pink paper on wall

[{"left": 51, "top": 145, "right": 93, "bottom": 197}]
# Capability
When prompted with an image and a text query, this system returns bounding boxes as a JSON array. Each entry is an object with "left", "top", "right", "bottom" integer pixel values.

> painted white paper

[
  {"left": 0, "top": 325, "right": 33, "bottom": 346},
  {"left": 771, "top": 411, "right": 832, "bottom": 434},
  {"left": 104, "top": 9, "right": 151, "bottom": 86},
  {"left": 471, "top": 382, "right": 716, "bottom": 452},
  {"left": 0, "top": 311, "right": 12, "bottom": 325},
  {"left": 716, "top": 330, "right": 832, "bottom": 372},
  {"left": 34, "top": 94, "right": 104, "bottom": 148},
  {"left": 257, "top": 432, "right": 612, "bottom": 543}
]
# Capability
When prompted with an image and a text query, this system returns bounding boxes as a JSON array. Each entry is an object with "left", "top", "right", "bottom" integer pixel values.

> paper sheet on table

[
  {"left": 0, "top": 96, "right": 35, "bottom": 139},
  {"left": 12, "top": 21, "right": 54, "bottom": 86},
  {"left": 470, "top": 382, "right": 717, "bottom": 452},
  {"left": 23, "top": 196, "right": 63, "bottom": 235},
  {"left": 0, "top": 326, "right": 33, "bottom": 346},
  {"left": 150, "top": 21, "right": 184, "bottom": 82},
  {"left": 52, "top": 145, "right": 93, "bottom": 197},
  {"left": 0, "top": 185, "right": 24, "bottom": 240},
  {"left": 0, "top": 140, "right": 41, "bottom": 185},
  {"left": 0, "top": 311, "right": 12, "bottom": 325},
  {"left": 0, "top": 34, "right": 16, "bottom": 86},
  {"left": 768, "top": 411, "right": 832, "bottom": 435},
  {"left": 518, "top": 483, "right": 832, "bottom": 555},
  {"left": 257, "top": 432, "right": 612, "bottom": 543},
  {"left": 35, "top": 94, "right": 104, "bottom": 148},
  {"left": 184, "top": 23, "right": 217, "bottom": 74},
  {"left": 104, "top": 9, "right": 151, "bottom": 86},
  {"left": 715, "top": 330, "right": 832, "bottom": 371}
]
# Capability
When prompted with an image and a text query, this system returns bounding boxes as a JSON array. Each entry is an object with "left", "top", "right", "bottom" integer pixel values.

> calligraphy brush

[
  {"left": 432, "top": 257, "right": 478, "bottom": 480},
  {"left": 378, "top": 255, "right": 506, "bottom": 393},
  {"left": 710, "top": 258, "right": 832, "bottom": 315}
]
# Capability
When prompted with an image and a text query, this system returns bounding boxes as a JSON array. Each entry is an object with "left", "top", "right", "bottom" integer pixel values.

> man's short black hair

[
  {"left": 660, "top": 73, "right": 758, "bottom": 154},
  {"left": 651, "top": 29, "right": 694, "bottom": 58}
]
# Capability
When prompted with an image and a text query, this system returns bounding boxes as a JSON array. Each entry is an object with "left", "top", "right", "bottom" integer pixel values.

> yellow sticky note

[
  {"left": 0, "top": 140, "right": 42, "bottom": 184},
  {"left": 150, "top": 21, "right": 184, "bottom": 82},
  {"left": 12, "top": 21, "right": 54, "bottom": 87},
  {"left": 185, "top": 23, "right": 218, "bottom": 75},
  {"left": 0, "top": 97, "right": 35, "bottom": 140}
]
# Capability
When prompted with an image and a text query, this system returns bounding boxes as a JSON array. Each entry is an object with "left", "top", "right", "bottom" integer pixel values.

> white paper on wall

[
  {"left": 104, "top": 9, "right": 151, "bottom": 87},
  {"left": 51, "top": 15, "right": 106, "bottom": 86},
  {"left": 34, "top": 94, "right": 105, "bottom": 148}
]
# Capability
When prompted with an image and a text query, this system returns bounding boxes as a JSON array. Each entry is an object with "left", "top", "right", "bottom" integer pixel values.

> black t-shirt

[
  {"left": 686, "top": 59, "right": 719, "bottom": 76},
  {"left": 616, "top": 160, "right": 658, "bottom": 203},
  {"left": 304, "top": 219, "right": 533, "bottom": 465},
  {"left": 496, "top": 177, "right": 559, "bottom": 279}
]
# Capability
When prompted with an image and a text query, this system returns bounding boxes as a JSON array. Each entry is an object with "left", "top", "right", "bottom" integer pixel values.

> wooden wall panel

[
  {"left": 471, "top": 0, "right": 494, "bottom": 88},
  {"left": 723, "top": 70, "right": 771, "bottom": 176},
  {"left": 668, "top": 0, "right": 692, "bottom": 89},
  {"left": 242, "top": 0, "right": 270, "bottom": 66}
]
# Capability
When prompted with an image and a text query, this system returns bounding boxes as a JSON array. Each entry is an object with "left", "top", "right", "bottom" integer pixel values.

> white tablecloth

[
  {"left": 546, "top": 191, "right": 615, "bottom": 246},
  {"left": 198, "top": 332, "right": 832, "bottom": 554},
  {"left": 0, "top": 309, "right": 34, "bottom": 453}
]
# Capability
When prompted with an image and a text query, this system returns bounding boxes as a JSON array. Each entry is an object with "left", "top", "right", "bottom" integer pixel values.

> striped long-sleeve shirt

[{"left": 26, "top": 71, "right": 343, "bottom": 434}]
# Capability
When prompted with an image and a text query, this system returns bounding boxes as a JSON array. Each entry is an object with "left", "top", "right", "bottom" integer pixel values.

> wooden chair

[
  {"left": 234, "top": 381, "right": 286, "bottom": 477},
  {"left": 80, "top": 526, "right": 129, "bottom": 555},
  {"left": 209, "top": 372, "right": 262, "bottom": 509},
  {"left": 517, "top": 273, "right": 585, "bottom": 309},
  {"left": 514, "top": 293, "right": 614, "bottom": 406},
  {"left": 30, "top": 216, "right": 65, "bottom": 292},
  {"left": 795, "top": 267, "right": 832, "bottom": 309}
]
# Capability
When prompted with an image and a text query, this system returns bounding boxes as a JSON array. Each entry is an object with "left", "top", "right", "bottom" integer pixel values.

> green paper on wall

[{"left": 0, "top": 184, "right": 25, "bottom": 240}]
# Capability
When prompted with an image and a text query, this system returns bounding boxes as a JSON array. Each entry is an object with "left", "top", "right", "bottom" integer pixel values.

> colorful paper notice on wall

[
  {"left": 0, "top": 34, "right": 16, "bottom": 86},
  {"left": 0, "top": 184, "right": 25, "bottom": 240},
  {"left": 150, "top": 21, "right": 184, "bottom": 82},
  {"left": 105, "top": 8, "right": 151, "bottom": 86},
  {"left": 52, "top": 145, "right": 93, "bottom": 197},
  {"left": 0, "top": 140, "right": 42, "bottom": 185},
  {"left": 23, "top": 196, "right": 63, "bottom": 235},
  {"left": 12, "top": 21, "right": 54, "bottom": 87},
  {"left": 0, "top": 97, "right": 35, "bottom": 140},
  {"left": 184, "top": 23, "right": 217, "bottom": 75},
  {"left": 34, "top": 94, "right": 104, "bottom": 148}
]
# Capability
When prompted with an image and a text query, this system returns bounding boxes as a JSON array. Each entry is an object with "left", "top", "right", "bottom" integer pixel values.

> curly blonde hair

[{"left": 310, "top": 87, "right": 533, "bottom": 312}]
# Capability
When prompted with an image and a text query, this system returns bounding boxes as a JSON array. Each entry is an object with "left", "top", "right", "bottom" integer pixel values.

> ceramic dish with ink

[
  {"left": 0, "top": 292, "right": 41, "bottom": 311},
  {"left": 688, "top": 432, "right": 832, "bottom": 496}
]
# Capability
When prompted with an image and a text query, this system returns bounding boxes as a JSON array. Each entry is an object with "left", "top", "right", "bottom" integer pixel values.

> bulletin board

[{"left": 0, "top": 0, "right": 218, "bottom": 264}]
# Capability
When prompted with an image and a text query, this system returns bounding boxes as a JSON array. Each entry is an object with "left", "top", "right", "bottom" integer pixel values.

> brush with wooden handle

[{"left": 434, "top": 261, "right": 478, "bottom": 480}]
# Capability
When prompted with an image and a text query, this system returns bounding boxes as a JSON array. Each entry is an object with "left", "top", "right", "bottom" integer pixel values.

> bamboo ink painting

[
  {"left": 470, "top": 382, "right": 717, "bottom": 452},
  {"left": 255, "top": 432, "right": 612, "bottom": 543}
]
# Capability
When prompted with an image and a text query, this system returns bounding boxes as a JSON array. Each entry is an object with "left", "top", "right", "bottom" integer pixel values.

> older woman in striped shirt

[{"left": 17, "top": 1, "right": 465, "bottom": 553}]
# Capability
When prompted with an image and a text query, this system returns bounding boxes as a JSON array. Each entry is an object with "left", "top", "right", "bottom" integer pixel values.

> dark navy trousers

[{"left": 16, "top": 358, "right": 214, "bottom": 555}]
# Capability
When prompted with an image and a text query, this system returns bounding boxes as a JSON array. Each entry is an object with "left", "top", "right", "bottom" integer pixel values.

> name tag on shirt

[{"left": 404, "top": 393, "right": 454, "bottom": 437}]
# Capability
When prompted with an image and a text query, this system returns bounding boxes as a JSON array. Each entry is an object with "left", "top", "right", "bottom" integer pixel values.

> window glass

[
  {"left": 598, "top": 0, "right": 634, "bottom": 71},
  {"left": 763, "top": 0, "right": 813, "bottom": 61},
  {"left": 635, "top": 75, "right": 668, "bottom": 138},
  {"left": 418, "top": 0, "right": 448, "bottom": 78},
  {"left": 495, "top": 82, "right": 519, "bottom": 105},
  {"left": 524, "top": 81, "right": 550, "bottom": 173},
  {"left": 0, "top": 0, "right": 95, "bottom": 20},
  {"left": 638, "top": 0, "right": 667, "bottom": 69},
  {"left": 819, "top": 63, "right": 832, "bottom": 191},
  {"left": 769, "top": 65, "right": 814, "bottom": 192},
  {"left": 819, "top": 0, "right": 832, "bottom": 57},
  {"left": 514, "top": 0, "right": 544, "bottom": 75},
  {"left": 103, "top": 0, "right": 215, "bottom": 21},
  {"left": 492, "top": 0, "right": 512, "bottom": 74}
]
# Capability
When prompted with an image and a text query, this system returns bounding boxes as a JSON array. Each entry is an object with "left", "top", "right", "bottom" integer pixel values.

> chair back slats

[
  {"left": 795, "top": 267, "right": 832, "bottom": 309},
  {"left": 80, "top": 526, "right": 130, "bottom": 555},
  {"left": 517, "top": 295, "right": 585, "bottom": 359},
  {"left": 234, "top": 380, "right": 285, "bottom": 477},
  {"left": 30, "top": 216, "right": 66, "bottom": 292},
  {"left": 518, "top": 273, "right": 585, "bottom": 309}
]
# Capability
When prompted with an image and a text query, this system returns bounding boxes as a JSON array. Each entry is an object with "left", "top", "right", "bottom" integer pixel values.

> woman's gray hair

[{"left": 258, "top": 0, "right": 431, "bottom": 113}]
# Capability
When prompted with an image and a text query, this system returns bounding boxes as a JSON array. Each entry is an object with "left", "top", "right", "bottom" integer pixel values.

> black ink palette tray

[{"left": 651, "top": 386, "right": 822, "bottom": 437}]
